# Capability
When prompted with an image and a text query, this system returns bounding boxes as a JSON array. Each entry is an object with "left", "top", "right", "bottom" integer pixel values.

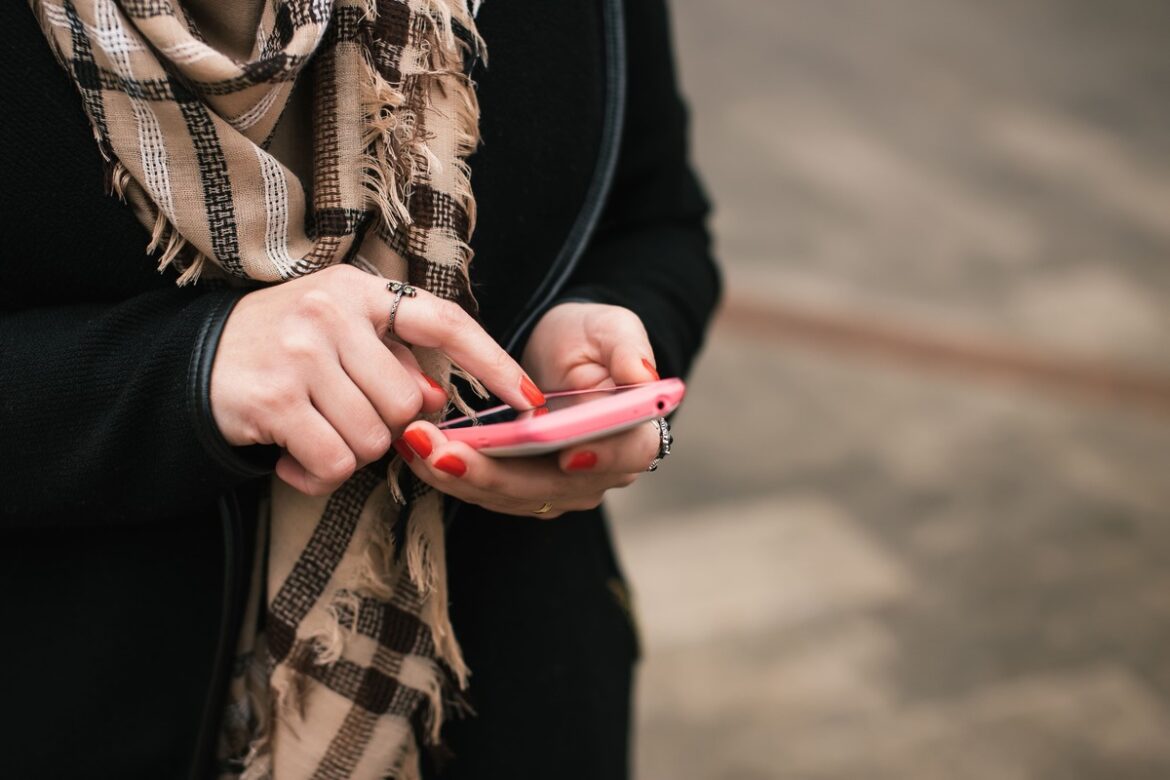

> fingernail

[
  {"left": 422, "top": 373, "right": 447, "bottom": 395},
  {"left": 533, "top": 406, "right": 550, "bottom": 417},
  {"left": 434, "top": 454, "right": 466, "bottom": 477},
  {"left": 402, "top": 429, "right": 433, "bottom": 459},
  {"left": 567, "top": 451, "right": 598, "bottom": 471},
  {"left": 642, "top": 359, "right": 660, "bottom": 381},
  {"left": 520, "top": 375, "right": 546, "bottom": 407},
  {"left": 392, "top": 440, "right": 414, "bottom": 463}
]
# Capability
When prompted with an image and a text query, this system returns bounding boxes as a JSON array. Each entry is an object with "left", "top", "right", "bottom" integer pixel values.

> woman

[{"left": 0, "top": 0, "right": 718, "bottom": 777}]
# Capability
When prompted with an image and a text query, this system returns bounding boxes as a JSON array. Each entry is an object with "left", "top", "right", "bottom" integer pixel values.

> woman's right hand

[{"left": 209, "top": 263, "right": 543, "bottom": 496}]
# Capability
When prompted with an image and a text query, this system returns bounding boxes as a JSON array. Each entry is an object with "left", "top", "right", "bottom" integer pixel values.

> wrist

[{"left": 191, "top": 289, "right": 278, "bottom": 477}]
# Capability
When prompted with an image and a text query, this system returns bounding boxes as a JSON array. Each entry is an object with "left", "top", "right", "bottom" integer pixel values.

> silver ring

[
  {"left": 386, "top": 280, "right": 418, "bottom": 339},
  {"left": 646, "top": 417, "right": 672, "bottom": 472}
]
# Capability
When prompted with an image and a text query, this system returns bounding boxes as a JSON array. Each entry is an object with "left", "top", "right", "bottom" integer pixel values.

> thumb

[
  {"left": 609, "top": 342, "right": 660, "bottom": 385},
  {"left": 599, "top": 308, "right": 664, "bottom": 388}
]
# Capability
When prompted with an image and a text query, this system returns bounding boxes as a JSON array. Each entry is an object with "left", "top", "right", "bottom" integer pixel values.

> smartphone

[{"left": 437, "top": 378, "right": 685, "bottom": 456}]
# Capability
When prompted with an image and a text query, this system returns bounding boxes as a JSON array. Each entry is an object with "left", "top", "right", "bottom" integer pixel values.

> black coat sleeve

[
  {"left": 0, "top": 288, "right": 278, "bottom": 526},
  {"left": 552, "top": 0, "right": 721, "bottom": 380}
]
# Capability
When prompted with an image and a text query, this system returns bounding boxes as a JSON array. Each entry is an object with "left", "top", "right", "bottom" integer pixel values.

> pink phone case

[{"left": 439, "top": 378, "right": 686, "bottom": 456}]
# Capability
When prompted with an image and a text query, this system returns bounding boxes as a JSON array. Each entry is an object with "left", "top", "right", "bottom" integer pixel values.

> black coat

[{"left": 0, "top": 0, "right": 719, "bottom": 777}]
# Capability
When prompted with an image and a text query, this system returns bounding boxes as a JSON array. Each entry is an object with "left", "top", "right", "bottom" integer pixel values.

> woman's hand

[
  {"left": 209, "top": 264, "right": 543, "bottom": 496},
  {"left": 396, "top": 302, "right": 663, "bottom": 518}
]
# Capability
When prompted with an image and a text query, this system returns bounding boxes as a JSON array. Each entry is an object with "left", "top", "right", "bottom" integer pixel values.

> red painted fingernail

[
  {"left": 402, "top": 429, "right": 433, "bottom": 459},
  {"left": 520, "top": 375, "right": 546, "bottom": 407},
  {"left": 642, "top": 359, "right": 660, "bottom": 381},
  {"left": 422, "top": 374, "right": 446, "bottom": 395},
  {"left": 434, "top": 454, "right": 466, "bottom": 477},
  {"left": 392, "top": 440, "right": 414, "bottom": 463},
  {"left": 533, "top": 406, "right": 550, "bottom": 417},
  {"left": 568, "top": 451, "right": 598, "bottom": 471}
]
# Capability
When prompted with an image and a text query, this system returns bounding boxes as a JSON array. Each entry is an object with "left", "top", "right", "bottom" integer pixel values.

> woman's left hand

[{"left": 395, "top": 302, "right": 663, "bottom": 518}]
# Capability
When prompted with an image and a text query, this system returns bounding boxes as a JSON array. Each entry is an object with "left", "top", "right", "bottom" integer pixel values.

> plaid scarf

[{"left": 33, "top": 0, "right": 484, "bottom": 777}]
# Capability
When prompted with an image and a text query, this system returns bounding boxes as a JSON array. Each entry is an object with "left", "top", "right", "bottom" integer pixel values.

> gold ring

[{"left": 533, "top": 501, "right": 554, "bottom": 515}]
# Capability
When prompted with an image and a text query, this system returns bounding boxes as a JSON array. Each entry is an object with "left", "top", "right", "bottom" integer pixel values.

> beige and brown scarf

[{"left": 33, "top": 0, "right": 484, "bottom": 776}]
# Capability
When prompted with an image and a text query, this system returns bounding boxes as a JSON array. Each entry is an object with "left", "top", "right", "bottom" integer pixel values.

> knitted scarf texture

[{"left": 33, "top": 0, "right": 485, "bottom": 776}]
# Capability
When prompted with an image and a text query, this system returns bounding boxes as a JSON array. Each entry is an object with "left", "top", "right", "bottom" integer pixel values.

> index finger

[{"left": 383, "top": 286, "right": 545, "bottom": 410}]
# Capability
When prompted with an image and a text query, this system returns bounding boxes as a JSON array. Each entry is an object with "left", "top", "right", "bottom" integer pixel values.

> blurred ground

[{"left": 605, "top": 1, "right": 1170, "bottom": 778}]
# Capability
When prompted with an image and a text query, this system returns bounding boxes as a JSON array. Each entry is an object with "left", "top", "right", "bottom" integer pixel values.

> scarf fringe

[
  {"left": 388, "top": 455, "right": 409, "bottom": 505},
  {"left": 406, "top": 490, "right": 469, "bottom": 688},
  {"left": 358, "top": 0, "right": 483, "bottom": 246},
  {"left": 391, "top": 732, "right": 422, "bottom": 780},
  {"left": 356, "top": 513, "right": 402, "bottom": 600},
  {"left": 446, "top": 361, "right": 490, "bottom": 422},
  {"left": 359, "top": 65, "right": 414, "bottom": 232},
  {"left": 108, "top": 158, "right": 211, "bottom": 286},
  {"left": 237, "top": 645, "right": 275, "bottom": 780}
]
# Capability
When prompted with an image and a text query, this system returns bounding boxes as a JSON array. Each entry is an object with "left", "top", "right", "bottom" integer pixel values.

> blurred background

[{"left": 607, "top": 0, "right": 1170, "bottom": 778}]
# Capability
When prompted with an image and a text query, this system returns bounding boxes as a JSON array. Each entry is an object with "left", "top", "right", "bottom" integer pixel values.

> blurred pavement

[{"left": 606, "top": 1, "right": 1170, "bottom": 778}]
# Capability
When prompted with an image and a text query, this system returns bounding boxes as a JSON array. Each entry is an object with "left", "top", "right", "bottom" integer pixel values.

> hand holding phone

[
  {"left": 394, "top": 301, "right": 674, "bottom": 517},
  {"left": 437, "top": 379, "right": 685, "bottom": 456}
]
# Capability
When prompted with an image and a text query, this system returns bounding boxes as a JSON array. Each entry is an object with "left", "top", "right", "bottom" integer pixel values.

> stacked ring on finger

[
  {"left": 386, "top": 280, "right": 418, "bottom": 339},
  {"left": 646, "top": 417, "right": 672, "bottom": 472}
]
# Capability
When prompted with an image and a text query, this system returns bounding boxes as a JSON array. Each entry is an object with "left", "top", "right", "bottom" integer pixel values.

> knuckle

[
  {"left": 278, "top": 330, "right": 320, "bottom": 362},
  {"left": 618, "top": 306, "right": 648, "bottom": 334},
  {"left": 383, "top": 397, "right": 424, "bottom": 433},
  {"left": 320, "top": 263, "right": 362, "bottom": 286},
  {"left": 611, "top": 305, "right": 640, "bottom": 326},
  {"left": 297, "top": 288, "right": 337, "bottom": 317},
  {"left": 434, "top": 298, "right": 467, "bottom": 331},
  {"left": 475, "top": 470, "right": 507, "bottom": 496},
  {"left": 316, "top": 451, "right": 357, "bottom": 485},
  {"left": 256, "top": 379, "right": 300, "bottom": 414},
  {"left": 355, "top": 425, "right": 392, "bottom": 461},
  {"left": 236, "top": 421, "right": 264, "bottom": 446},
  {"left": 486, "top": 347, "right": 513, "bottom": 377},
  {"left": 394, "top": 382, "right": 424, "bottom": 417}
]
